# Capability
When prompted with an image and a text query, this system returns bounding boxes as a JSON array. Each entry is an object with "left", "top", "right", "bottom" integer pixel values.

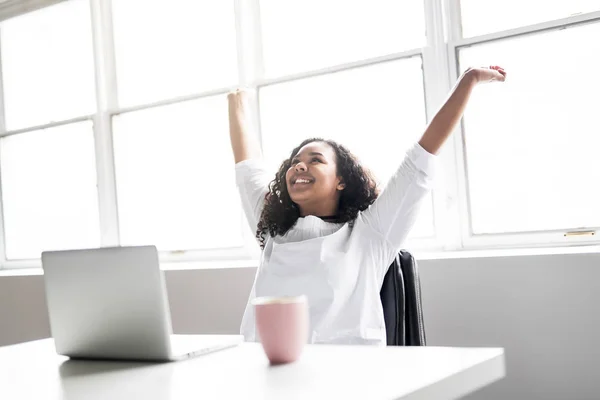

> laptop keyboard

[{"left": 169, "top": 334, "right": 240, "bottom": 356}]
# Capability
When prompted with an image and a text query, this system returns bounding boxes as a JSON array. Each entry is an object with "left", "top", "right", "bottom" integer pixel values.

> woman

[{"left": 229, "top": 66, "right": 506, "bottom": 345}]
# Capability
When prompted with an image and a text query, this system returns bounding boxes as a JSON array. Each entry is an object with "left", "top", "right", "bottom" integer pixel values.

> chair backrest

[{"left": 379, "top": 250, "right": 426, "bottom": 346}]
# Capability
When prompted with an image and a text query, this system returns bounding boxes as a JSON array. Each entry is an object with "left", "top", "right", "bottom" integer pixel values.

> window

[
  {"left": 1, "top": 0, "right": 95, "bottom": 130},
  {"left": 109, "top": 0, "right": 242, "bottom": 256},
  {"left": 113, "top": 98, "right": 242, "bottom": 252},
  {"left": 454, "top": 3, "right": 600, "bottom": 247},
  {"left": 459, "top": 23, "right": 600, "bottom": 235},
  {"left": 0, "top": 0, "right": 598, "bottom": 269},
  {"left": 0, "top": 0, "right": 98, "bottom": 263},
  {"left": 111, "top": 0, "right": 237, "bottom": 107},
  {"left": 460, "top": 0, "right": 600, "bottom": 38},
  {"left": 0, "top": 122, "right": 99, "bottom": 260},
  {"left": 259, "top": 0, "right": 426, "bottom": 77}
]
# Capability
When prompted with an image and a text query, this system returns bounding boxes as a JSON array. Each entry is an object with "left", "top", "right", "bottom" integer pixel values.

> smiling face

[{"left": 284, "top": 141, "right": 345, "bottom": 217}]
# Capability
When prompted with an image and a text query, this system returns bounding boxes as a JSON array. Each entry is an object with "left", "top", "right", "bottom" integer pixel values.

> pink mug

[{"left": 253, "top": 295, "right": 309, "bottom": 364}]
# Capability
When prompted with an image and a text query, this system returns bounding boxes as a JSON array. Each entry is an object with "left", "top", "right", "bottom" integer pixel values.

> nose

[{"left": 294, "top": 162, "right": 307, "bottom": 172}]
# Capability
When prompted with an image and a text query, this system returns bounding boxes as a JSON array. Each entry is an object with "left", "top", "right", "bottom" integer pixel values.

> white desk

[{"left": 0, "top": 339, "right": 504, "bottom": 400}]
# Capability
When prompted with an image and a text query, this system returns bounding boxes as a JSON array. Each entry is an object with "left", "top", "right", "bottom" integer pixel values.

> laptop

[{"left": 41, "top": 245, "right": 243, "bottom": 361}]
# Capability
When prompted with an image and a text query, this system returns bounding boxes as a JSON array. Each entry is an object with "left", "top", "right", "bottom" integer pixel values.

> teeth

[{"left": 296, "top": 179, "right": 311, "bottom": 184}]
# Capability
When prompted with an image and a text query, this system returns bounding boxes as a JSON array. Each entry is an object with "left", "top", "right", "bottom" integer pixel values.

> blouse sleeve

[
  {"left": 360, "top": 143, "right": 437, "bottom": 253},
  {"left": 235, "top": 158, "right": 272, "bottom": 236}
]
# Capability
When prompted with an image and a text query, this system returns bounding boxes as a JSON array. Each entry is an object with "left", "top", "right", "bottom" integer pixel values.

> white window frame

[
  {"left": 446, "top": 1, "right": 600, "bottom": 250},
  {"left": 0, "top": 0, "right": 261, "bottom": 269},
  {"left": 0, "top": 0, "right": 101, "bottom": 269},
  {"left": 0, "top": 0, "right": 598, "bottom": 270}
]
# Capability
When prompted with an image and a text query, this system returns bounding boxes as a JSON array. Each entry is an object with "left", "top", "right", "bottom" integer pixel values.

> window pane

[
  {"left": 459, "top": 24, "right": 600, "bottom": 234},
  {"left": 0, "top": 122, "right": 100, "bottom": 260},
  {"left": 259, "top": 57, "right": 434, "bottom": 238},
  {"left": 0, "top": 0, "right": 96, "bottom": 131},
  {"left": 259, "top": 0, "right": 425, "bottom": 77},
  {"left": 113, "top": 97, "right": 243, "bottom": 251},
  {"left": 461, "top": 0, "right": 600, "bottom": 38},
  {"left": 112, "top": 0, "right": 238, "bottom": 107}
]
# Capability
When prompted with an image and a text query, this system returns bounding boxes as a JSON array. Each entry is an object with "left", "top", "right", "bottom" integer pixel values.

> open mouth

[{"left": 291, "top": 177, "right": 315, "bottom": 187}]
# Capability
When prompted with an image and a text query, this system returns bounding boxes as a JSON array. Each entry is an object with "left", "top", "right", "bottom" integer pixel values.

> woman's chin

[{"left": 289, "top": 192, "right": 312, "bottom": 205}]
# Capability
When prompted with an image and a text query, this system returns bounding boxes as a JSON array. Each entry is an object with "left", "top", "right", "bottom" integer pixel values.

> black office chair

[{"left": 379, "top": 250, "right": 426, "bottom": 346}]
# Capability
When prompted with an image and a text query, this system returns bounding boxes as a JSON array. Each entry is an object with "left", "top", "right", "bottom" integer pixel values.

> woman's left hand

[{"left": 466, "top": 65, "right": 507, "bottom": 84}]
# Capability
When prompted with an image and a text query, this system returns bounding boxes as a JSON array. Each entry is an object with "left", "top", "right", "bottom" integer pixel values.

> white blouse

[{"left": 236, "top": 143, "right": 437, "bottom": 345}]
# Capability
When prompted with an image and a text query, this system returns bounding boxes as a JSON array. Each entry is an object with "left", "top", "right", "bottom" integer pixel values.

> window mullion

[
  {"left": 234, "top": 0, "right": 265, "bottom": 86},
  {"left": 233, "top": 0, "right": 265, "bottom": 258},
  {"left": 90, "top": 0, "right": 120, "bottom": 247},
  {"left": 0, "top": 39, "right": 8, "bottom": 267},
  {"left": 234, "top": 0, "right": 264, "bottom": 148},
  {"left": 445, "top": 0, "right": 481, "bottom": 249},
  {"left": 422, "top": 0, "right": 464, "bottom": 250}
]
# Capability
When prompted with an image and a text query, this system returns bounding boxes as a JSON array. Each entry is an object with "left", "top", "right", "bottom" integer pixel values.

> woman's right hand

[{"left": 228, "top": 88, "right": 254, "bottom": 112}]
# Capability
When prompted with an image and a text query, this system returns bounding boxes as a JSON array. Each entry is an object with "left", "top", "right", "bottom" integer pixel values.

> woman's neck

[{"left": 299, "top": 204, "right": 338, "bottom": 219}]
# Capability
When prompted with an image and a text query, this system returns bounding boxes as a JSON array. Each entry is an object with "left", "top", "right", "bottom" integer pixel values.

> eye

[
  {"left": 311, "top": 157, "right": 322, "bottom": 163},
  {"left": 291, "top": 159, "right": 300, "bottom": 165}
]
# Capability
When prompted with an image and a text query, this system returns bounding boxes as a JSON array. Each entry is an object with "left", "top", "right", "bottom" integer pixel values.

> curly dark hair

[{"left": 256, "top": 138, "right": 379, "bottom": 248}]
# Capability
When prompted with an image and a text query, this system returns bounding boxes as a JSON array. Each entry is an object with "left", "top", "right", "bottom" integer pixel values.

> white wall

[
  {"left": 1, "top": 252, "right": 599, "bottom": 399},
  {"left": 419, "top": 252, "right": 600, "bottom": 400},
  {"left": 0, "top": 275, "right": 51, "bottom": 346}
]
